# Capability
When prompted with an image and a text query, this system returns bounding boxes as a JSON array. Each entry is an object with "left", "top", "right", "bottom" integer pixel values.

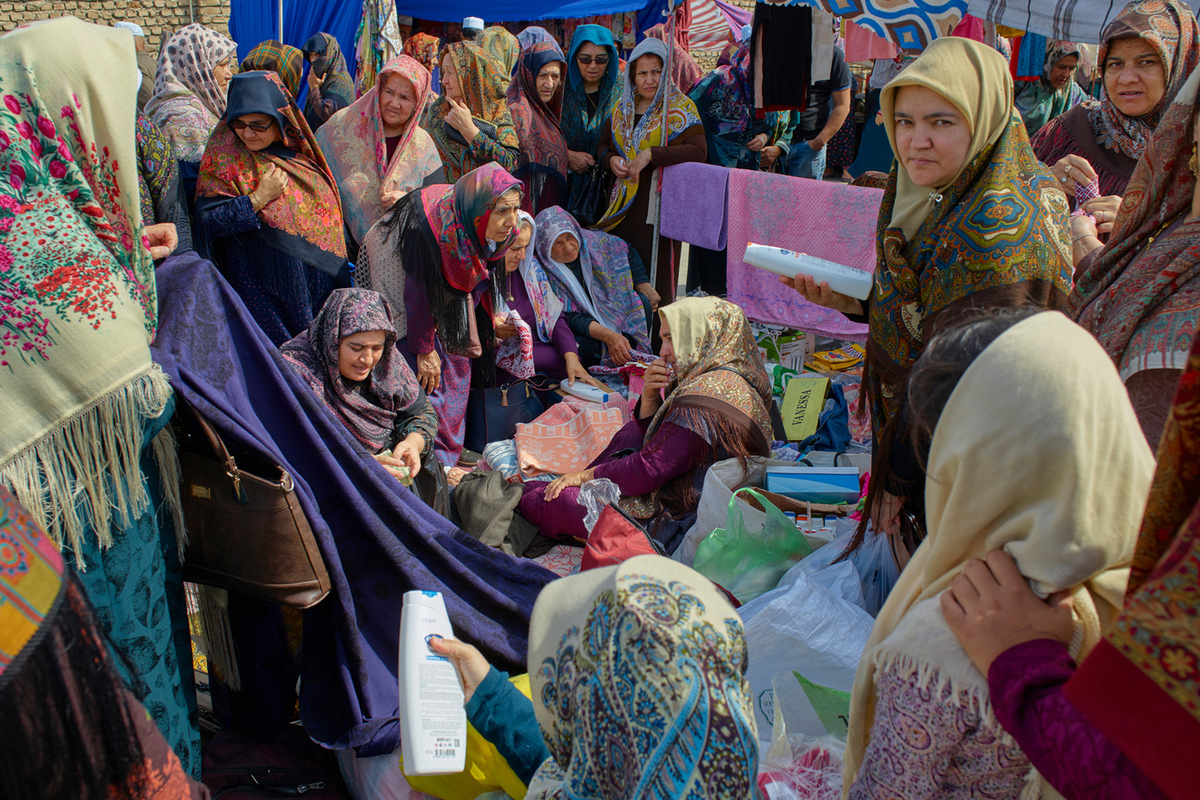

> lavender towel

[{"left": 660, "top": 162, "right": 730, "bottom": 250}]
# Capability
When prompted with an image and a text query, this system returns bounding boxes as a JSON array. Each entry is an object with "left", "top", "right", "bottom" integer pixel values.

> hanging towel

[
  {"left": 844, "top": 22, "right": 898, "bottom": 62},
  {"left": 811, "top": 8, "right": 835, "bottom": 82},
  {"left": 660, "top": 162, "right": 730, "bottom": 250},
  {"left": 1016, "top": 32, "right": 1047, "bottom": 79}
]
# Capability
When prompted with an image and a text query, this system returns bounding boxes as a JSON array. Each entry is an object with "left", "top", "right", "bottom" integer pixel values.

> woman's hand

[
  {"left": 1070, "top": 214, "right": 1103, "bottom": 266},
  {"left": 380, "top": 188, "right": 406, "bottom": 208},
  {"left": 567, "top": 149, "right": 596, "bottom": 173},
  {"left": 1052, "top": 154, "right": 1098, "bottom": 194},
  {"left": 635, "top": 281, "right": 660, "bottom": 311},
  {"left": 494, "top": 316, "right": 518, "bottom": 341},
  {"left": 444, "top": 95, "right": 480, "bottom": 142},
  {"left": 1082, "top": 196, "right": 1123, "bottom": 234},
  {"left": 307, "top": 67, "right": 325, "bottom": 94},
  {"left": 608, "top": 155, "right": 631, "bottom": 179},
  {"left": 544, "top": 468, "right": 595, "bottom": 501},
  {"left": 428, "top": 636, "right": 491, "bottom": 703},
  {"left": 604, "top": 329, "right": 632, "bottom": 365},
  {"left": 746, "top": 133, "right": 769, "bottom": 153},
  {"left": 760, "top": 145, "right": 782, "bottom": 169},
  {"left": 372, "top": 451, "right": 411, "bottom": 481},
  {"left": 941, "top": 550, "right": 1076, "bottom": 677},
  {"left": 780, "top": 273, "right": 864, "bottom": 317},
  {"left": 253, "top": 163, "right": 288, "bottom": 208},
  {"left": 392, "top": 433, "right": 425, "bottom": 478},
  {"left": 563, "top": 352, "right": 603, "bottom": 388},
  {"left": 641, "top": 357, "right": 671, "bottom": 408},
  {"left": 416, "top": 350, "right": 441, "bottom": 394},
  {"left": 627, "top": 149, "right": 653, "bottom": 182},
  {"left": 143, "top": 223, "right": 179, "bottom": 259}
]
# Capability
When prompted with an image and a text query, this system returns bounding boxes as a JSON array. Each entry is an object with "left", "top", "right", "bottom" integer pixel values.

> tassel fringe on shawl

[{"left": 0, "top": 366, "right": 184, "bottom": 569}]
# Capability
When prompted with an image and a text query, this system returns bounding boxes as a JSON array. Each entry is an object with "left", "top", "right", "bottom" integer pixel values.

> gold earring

[{"left": 1191, "top": 142, "right": 1198, "bottom": 175}]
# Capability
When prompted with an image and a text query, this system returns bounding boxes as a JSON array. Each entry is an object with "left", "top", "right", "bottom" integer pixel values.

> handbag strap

[
  {"left": 183, "top": 401, "right": 248, "bottom": 503},
  {"left": 500, "top": 376, "right": 559, "bottom": 406}
]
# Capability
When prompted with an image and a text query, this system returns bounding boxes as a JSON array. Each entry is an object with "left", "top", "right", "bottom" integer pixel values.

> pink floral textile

[
  {"left": 496, "top": 310, "right": 535, "bottom": 379},
  {"left": 515, "top": 398, "right": 628, "bottom": 477}
]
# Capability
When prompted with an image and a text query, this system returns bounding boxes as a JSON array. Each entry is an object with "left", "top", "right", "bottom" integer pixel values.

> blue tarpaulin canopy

[{"left": 396, "top": 0, "right": 647, "bottom": 22}]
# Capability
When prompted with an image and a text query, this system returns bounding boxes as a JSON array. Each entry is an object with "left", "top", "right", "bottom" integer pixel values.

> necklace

[{"left": 1147, "top": 208, "right": 1188, "bottom": 246}]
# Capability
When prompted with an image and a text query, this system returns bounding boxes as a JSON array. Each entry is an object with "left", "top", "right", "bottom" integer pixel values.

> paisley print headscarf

[{"left": 145, "top": 23, "right": 236, "bottom": 161}]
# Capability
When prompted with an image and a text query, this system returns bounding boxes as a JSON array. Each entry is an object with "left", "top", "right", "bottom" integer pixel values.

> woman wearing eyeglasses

[
  {"left": 196, "top": 71, "right": 351, "bottom": 345},
  {"left": 561, "top": 25, "right": 624, "bottom": 215}
]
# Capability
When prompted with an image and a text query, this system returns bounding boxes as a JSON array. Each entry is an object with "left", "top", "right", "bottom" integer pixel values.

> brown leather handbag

[{"left": 178, "top": 402, "right": 331, "bottom": 609}]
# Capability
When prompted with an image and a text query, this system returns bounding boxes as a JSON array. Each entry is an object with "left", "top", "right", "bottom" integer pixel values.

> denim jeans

[{"left": 787, "top": 139, "right": 827, "bottom": 180}]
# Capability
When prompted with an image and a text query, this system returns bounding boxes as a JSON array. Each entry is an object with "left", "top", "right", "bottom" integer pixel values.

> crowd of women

[{"left": 2, "top": 1, "right": 1200, "bottom": 798}]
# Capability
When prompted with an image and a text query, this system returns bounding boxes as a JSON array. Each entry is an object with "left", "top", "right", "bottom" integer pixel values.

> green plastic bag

[{"left": 693, "top": 488, "right": 813, "bottom": 603}]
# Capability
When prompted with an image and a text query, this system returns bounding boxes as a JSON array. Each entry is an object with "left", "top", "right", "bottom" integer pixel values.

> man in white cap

[
  {"left": 462, "top": 17, "right": 484, "bottom": 42},
  {"left": 114, "top": 21, "right": 156, "bottom": 109}
]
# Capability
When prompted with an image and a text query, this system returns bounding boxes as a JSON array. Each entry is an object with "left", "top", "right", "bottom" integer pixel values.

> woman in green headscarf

[{"left": 1014, "top": 40, "right": 1088, "bottom": 138}]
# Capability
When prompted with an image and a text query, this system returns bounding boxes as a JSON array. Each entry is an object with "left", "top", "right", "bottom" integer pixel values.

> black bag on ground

[
  {"left": 463, "top": 377, "right": 554, "bottom": 454},
  {"left": 200, "top": 725, "right": 351, "bottom": 799}
]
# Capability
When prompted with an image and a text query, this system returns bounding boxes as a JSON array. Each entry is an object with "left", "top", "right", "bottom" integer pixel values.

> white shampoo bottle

[
  {"left": 743, "top": 243, "right": 874, "bottom": 301},
  {"left": 398, "top": 590, "right": 467, "bottom": 776}
]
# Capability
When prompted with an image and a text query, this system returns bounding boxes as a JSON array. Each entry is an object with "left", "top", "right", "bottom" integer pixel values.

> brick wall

[{"left": 0, "top": 0, "right": 231, "bottom": 56}]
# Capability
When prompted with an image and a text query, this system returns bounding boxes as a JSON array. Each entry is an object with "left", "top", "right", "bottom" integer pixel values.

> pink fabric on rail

[{"left": 725, "top": 170, "right": 881, "bottom": 340}]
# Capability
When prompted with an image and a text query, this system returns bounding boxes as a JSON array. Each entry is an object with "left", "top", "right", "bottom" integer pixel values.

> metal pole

[{"left": 278, "top": 0, "right": 284, "bottom": 42}]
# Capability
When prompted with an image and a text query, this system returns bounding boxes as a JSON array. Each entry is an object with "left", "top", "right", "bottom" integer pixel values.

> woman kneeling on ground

[
  {"left": 533, "top": 206, "right": 654, "bottom": 368},
  {"left": 517, "top": 297, "right": 772, "bottom": 553},
  {"left": 494, "top": 211, "right": 601, "bottom": 388},
  {"left": 281, "top": 288, "right": 438, "bottom": 484}
]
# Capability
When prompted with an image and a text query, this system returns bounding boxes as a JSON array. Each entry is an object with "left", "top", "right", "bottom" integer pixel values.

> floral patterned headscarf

[
  {"left": 280, "top": 288, "right": 423, "bottom": 452},
  {"left": 1093, "top": 0, "right": 1200, "bottom": 160},
  {"left": 145, "top": 23, "right": 237, "bottom": 161},
  {"left": 196, "top": 72, "right": 347, "bottom": 275},
  {"left": 315, "top": 55, "right": 442, "bottom": 244},
  {"left": 526, "top": 556, "right": 760, "bottom": 800}
]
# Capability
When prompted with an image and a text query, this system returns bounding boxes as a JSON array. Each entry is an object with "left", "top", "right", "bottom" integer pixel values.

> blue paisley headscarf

[{"left": 527, "top": 556, "right": 761, "bottom": 799}]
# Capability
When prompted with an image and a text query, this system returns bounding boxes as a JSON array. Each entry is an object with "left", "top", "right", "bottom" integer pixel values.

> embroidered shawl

[
  {"left": 868, "top": 37, "right": 1072, "bottom": 437},
  {"left": 526, "top": 556, "right": 759, "bottom": 800},
  {"left": 315, "top": 55, "right": 442, "bottom": 244},
  {"left": 561, "top": 25, "right": 624, "bottom": 157},
  {"left": 240, "top": 41, "right": 304, "bottom": 100},
  {"left": 499, "top": 211, "right": 564, "bottom": 343},
  {"left": 507, "top": 28, "right": 568, "bottom": 194},
  {"left": 533, "top": 206, "right": 648, "bottom": 351},
  {"left": 1061, "top": 331, "right": 1200, "bottom": 799},
  {"left": 1068, "top": 66, "right": 1200, "bottom": 381},
  {"left": 0, "top": 18, "right": 178, "bottom": 557},
  {"left": 421, "top": 42, "right": 519, "bottom": 182},
  {"left": 280, "top": 288, "right": 424, "bottom": 452},
  {"left": 844, "top": 312, "right": 1155, "bottom": 793},
  {"left": 1090, "top": 0, "right": 1200, "bottom": 162},
  {"left": 145, "top": 23, "right": 236, "bottom": 162},
  {"left": 478, "top": 26, "right": 521, "bottom": 92},
  {"left": 594, "top": 38, "right": 703, "bottom": 232},
  {"left": 300, "top": 32, "right": 356, "bottom": 130},
  {"left": 195, "top": 72, "right": 347, "bottom": 276}
]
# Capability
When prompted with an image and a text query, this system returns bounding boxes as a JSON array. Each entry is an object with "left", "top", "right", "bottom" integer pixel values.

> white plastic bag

[
  {"left": 798, "top": 522, "right": 900, "bottom": 617},
  {"left": 739, "top": 560, "right": 874, "bottom": 742}
]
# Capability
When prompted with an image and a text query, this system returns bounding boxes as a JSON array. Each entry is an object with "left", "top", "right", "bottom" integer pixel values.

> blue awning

[{"left": 397, "top": 0, "right": 647, "bottom": 22}]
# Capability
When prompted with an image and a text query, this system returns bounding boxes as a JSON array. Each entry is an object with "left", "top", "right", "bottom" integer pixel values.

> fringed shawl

[
  {"left": 0, "top": 18, "right": 180, "bottom": 562},
  {"left": 315, "top": 55, "right": 442, "bottom": 244},
  {"left": 844, "top": 312, "right": 1155, "bottom": 793}
]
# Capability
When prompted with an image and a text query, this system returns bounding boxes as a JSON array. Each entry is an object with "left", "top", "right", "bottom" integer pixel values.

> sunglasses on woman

[
  {"left": 228, "top": 120, "right": 274, "bottom": 132},
  {"left": 575, "top": 54, "right": 610, "bottom": 65}
]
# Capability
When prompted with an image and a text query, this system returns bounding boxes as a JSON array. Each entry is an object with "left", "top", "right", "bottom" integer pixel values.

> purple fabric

[
  {"left": 151, "top": 254, "right": 554, "bottom": 755},
  {"left": 497, "top": 274, "right": 576, "bottom": 383},
  {"left": 660, "top": 162, "right": 729, "bottom": 251},
  {"left": 725, "top": 169, "right": 878, "bottom": 340},
  {"left": 988, "top": 640, "right": 1169, "bottom": 800},
  {"left": 517, "top": 418, "right": 707, "bottom": 540},
  {"left": 715, "top": 0, "right": 753, "bottom": 35},
  {"left": 401, "top": 338, "right": 472, "bottom": 466}
]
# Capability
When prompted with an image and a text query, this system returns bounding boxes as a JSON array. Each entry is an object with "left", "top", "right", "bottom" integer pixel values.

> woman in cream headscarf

[
  {"left": 844, "top": 311, "right": 1155, "bottom": 799},
  {"left": 787, "top": 36, "right": 1072, "bottom": 553},
  {"left": 145, "top": 22, "right": 237, "bottom": 162}
]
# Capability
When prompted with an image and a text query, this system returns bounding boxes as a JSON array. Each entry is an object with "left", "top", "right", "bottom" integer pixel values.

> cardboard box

[{"left": 780, "top": 376, "right": 831, "bottom": 442}]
